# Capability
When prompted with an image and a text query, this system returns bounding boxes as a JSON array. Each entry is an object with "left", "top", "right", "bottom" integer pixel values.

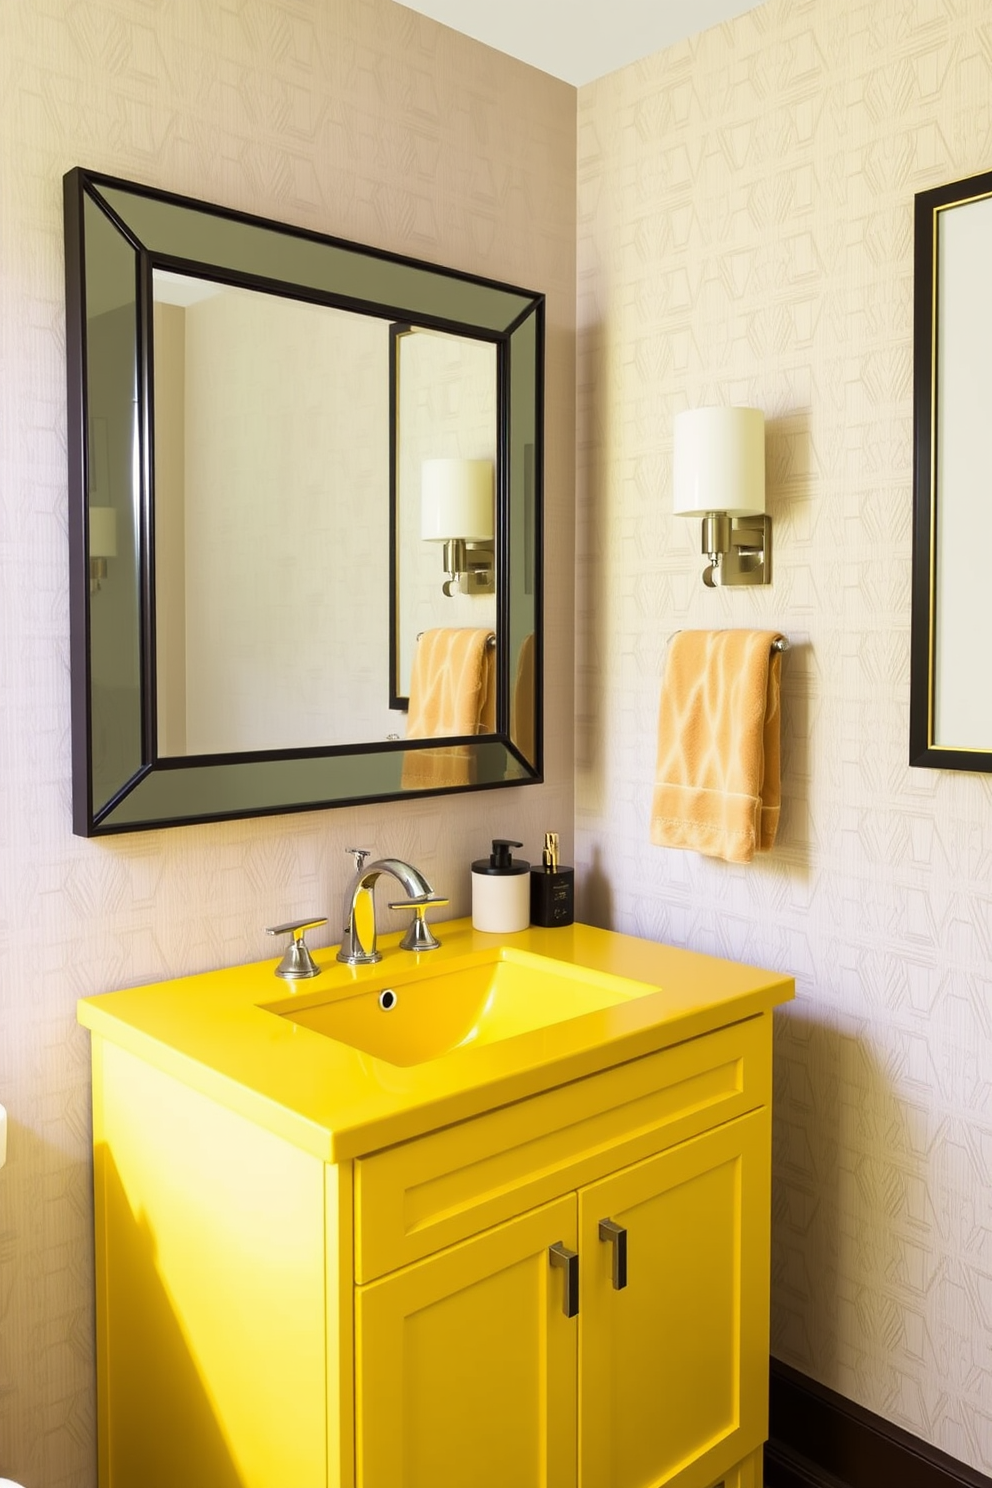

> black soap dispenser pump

[
  {"left": 471, "top": 839, "right": 531, "bottom": 933},
  {"left": 530, "top": 832, "right": 575, "bottom": 927}
]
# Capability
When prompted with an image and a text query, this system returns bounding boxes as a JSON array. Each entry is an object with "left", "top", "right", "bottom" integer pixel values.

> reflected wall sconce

[
  {"left": 88, "top": 505, "right": 117, "bottom": 593},
  {"left": 421, "top": 458, "right": 495, "bottom": 597},
  {"left": 673, "top": 406, "right": 770, "bottom": 587}
]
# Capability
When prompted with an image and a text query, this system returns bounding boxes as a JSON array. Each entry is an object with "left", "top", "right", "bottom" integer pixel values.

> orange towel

[
  {"left": 402, "top": 628, "right": 495, "bottom": 789},
  {"left": 650, "top": 629, "right": 783, "bottom": 864}
]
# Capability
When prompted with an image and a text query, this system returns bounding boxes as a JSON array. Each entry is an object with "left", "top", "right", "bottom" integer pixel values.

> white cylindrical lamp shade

[
  {"left": 421, "top": 458, "right": 494, "bottom": 542},
  {"left": 673, "top": 407, "right": 765, "bottom": 517},
  {"left": 88, "top": 505, "right": 118, "bottom": 559}
]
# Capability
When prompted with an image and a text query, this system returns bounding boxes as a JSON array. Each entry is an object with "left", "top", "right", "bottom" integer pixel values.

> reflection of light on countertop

[{"left": 0, "top": 1104, "right": 6, "bottom": 1168}]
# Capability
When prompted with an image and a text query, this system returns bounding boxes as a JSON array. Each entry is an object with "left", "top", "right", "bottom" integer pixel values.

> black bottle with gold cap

[{"left": 530, "top": 832, "right": 574, "bottom": 928}]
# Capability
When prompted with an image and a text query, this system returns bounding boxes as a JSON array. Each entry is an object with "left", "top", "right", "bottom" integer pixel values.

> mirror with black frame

[
  {"left": 64, "top": 169, "right": 544, "bottom": 834},
  {"left": 911, "top": 166, "right": 992, "bottom": 772}
]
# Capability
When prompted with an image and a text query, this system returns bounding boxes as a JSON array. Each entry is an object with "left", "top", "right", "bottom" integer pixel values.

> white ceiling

[{"left": 395, "top": 0, "right": 765, "bottom": 88}]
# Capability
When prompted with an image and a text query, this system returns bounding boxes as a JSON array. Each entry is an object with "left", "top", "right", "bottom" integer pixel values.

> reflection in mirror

[
  {"left": 392, "top": 327, "right": 498, "bottom": 709},
  {"left": 508, "top": 309, "right": 539, "bottom": 762},
  {"left": 64, "top": 168, "right": 544, "bottom": 834},
  {"left": 153, "top": 271, "right": 394, "bottom": 753},
  {"left": 402, "top": 627, "right": 496, "bottom": 790}
]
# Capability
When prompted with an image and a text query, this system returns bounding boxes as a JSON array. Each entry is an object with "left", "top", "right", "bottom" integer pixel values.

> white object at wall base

[{"left": 0, "top": 1104, "right": 6, "bottom": 1168}]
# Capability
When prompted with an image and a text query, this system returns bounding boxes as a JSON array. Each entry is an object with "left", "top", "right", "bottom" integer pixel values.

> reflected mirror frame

[
  {"left": 64, "top": 167, "right": 544, "bottom": 834},
  {"left": 910, "top": 165, "right": 992, "bottom": 772}
]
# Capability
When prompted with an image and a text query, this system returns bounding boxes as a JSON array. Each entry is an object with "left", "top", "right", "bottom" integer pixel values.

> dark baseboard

[{"left": 765, "top": 1359, "right": 992, "bottom": 1488}]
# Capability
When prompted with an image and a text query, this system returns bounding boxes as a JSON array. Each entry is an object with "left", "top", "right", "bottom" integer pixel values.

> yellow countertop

[{"left": 77, "top": 919, "right": 794, "bottom": 1162}]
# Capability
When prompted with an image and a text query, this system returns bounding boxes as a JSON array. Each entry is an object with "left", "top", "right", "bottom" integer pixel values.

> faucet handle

[
  {"left": 266, "top": 916, "right": 327, "bottom": 980},
  {"left": 388, "top": 894, "right": 449, "bottom": 953},
  {"left": 345, "top": 847, "right": 373, "bottom": 872}
]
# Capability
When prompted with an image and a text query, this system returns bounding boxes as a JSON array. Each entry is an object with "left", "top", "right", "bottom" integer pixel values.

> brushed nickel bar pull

[
  {"left": 598, "top": 1218, "right": 627, "bottom": 1290},
  {"left": 549, "top": 1242, "right": 579, "bottom": 1317}
]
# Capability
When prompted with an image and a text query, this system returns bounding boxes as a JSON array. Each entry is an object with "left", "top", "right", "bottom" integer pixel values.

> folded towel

[
  {"left": 402, "top": 628, "right": 495, "bottom": 789},
  {"left": 650, "top": 629, "right": 783, "bottom": 864}
]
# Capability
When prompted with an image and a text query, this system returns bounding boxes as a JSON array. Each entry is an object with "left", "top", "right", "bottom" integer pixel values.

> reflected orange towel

[
  {"left": 402, "top": 628, "right": 495, "bottom": 789},
  {"left": 650, "top": 630, "right": 783, "bottom": 864}
]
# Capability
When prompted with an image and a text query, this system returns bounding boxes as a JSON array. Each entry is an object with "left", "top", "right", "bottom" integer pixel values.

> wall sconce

[
  {"left": 88, "top": 505, "right": 117, "bottom": 593},
  {"left": 673, "top": 406, "right": 770, "bottom": 587},
  {"left": 421, "top": 458, "right": 495, "bottom": 597}
]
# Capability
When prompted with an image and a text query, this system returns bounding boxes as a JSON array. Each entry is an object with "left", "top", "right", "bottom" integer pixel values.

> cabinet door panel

[
  {"left": 579, "top": 1110, "right": 770, "bottom": 1488},
  {"left": 357, "top": 1195, "right": 578, "bottom": 1488}
]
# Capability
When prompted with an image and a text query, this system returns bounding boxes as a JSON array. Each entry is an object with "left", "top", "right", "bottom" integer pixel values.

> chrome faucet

[{"left": 337, "top": 848, "right": 448, "bottom": 966}]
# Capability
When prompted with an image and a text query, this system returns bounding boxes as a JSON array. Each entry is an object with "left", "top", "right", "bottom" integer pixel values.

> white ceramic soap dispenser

[{"left": 471, "top": 839, "right": 531, "bottom": 933}]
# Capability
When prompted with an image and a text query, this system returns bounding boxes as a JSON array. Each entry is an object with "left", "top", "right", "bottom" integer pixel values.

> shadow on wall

[
  {"left": 773, "top": 639, "right": 813, "bottom": 876},
  {"left": 770, "top": 1003, "right": 923, "bottom": 1399},
  {"left": 578, "top": 840, "right": 615, "bottom": 929},
  {"left": 765, "top": 410, "right": 815, "bottom": 873}
]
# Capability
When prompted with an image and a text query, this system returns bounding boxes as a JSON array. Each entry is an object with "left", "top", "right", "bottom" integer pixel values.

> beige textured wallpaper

[
  {"left": 577, "top": 0, "right": 992, "bottom": 1472},
  {"left": 0, "top": 3, "right": 574, "bottom": 1483}
]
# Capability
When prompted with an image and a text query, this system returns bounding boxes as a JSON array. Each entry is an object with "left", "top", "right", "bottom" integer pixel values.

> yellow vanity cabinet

[
  {"left": 353, "top": 1107, "right": 769, "bottom": 1488},
  {"left": 356, "top": 1196, "right": 580, "bottom": 1488},
  {"left": 80, "top": 921, "right": 791, "bottom": 1488},
  {"left": 577, "top": 1110, "right": 770, "bottom": 1488}
]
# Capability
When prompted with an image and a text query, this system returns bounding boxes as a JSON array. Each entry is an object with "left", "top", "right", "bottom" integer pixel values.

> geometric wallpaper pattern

[
  {"left": 6, "top": 0, "right": 992, "bottom": 1480},
  {"left": 576, "top": 0, "right": 992, "bottom": 1472},
  {"left": 0, "top": 4, "right": 575, "bottom": 1482}
]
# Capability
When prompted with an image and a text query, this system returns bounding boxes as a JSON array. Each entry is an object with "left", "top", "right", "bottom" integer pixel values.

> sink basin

[{"left": 274, "top": 948, "right": 659, "bottom": 1066}]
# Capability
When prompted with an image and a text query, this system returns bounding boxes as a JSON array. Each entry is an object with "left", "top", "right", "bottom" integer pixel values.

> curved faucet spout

[
  {"left": 337, "top": 856, "right": 435, "bottom": 966},
  {"left": 363, "top": 858, "right": 434, "bottom": 900}
]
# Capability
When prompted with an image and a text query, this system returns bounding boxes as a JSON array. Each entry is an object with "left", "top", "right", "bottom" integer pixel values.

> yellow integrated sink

[{"left": 272, "top": 947, "right": 660, "bottom": 1067}]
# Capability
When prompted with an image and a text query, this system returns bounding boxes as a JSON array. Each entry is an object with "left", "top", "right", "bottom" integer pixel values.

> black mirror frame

[
  {"left": 64, "top": 168, "right": 544, "bottom": 835},
  {"left": 910, "top": 166, "right": 992, "bottom": 772}
]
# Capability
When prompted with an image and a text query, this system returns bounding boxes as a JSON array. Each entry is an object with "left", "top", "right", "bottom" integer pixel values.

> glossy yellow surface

[
  {"left": 357, "top": 1196, "right": 578, "bottom": 1488},
  {"left": 83, "top": 920, "right": 793, "bottom": 1488},
  {"left": 78, "top": 918, "right": 794, "bottom": 1162},
  {"left": 578, "top": 1111, "right": 770, "bottom": 1488},
  {"left": 356, "top": 1114, "right": 769, "bottom": 1488},
  {"left": 93, "top": 1039, "right": 330, "bottom": 1488},
  {"left": 277, "top": 947, "right": 655, "bottom": 1065}
]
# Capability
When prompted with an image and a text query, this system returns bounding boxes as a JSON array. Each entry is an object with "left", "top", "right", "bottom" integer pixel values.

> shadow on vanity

[{"left": 96, "top": 1148, "right": 246, "bottom": 1487}]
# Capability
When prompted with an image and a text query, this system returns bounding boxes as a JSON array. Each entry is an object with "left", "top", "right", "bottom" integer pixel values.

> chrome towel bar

[{"left": 668, "top": 632, "right": 790, "bottom": 653}]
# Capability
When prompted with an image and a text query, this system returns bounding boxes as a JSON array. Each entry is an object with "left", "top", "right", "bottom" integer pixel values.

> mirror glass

[
  {"left": 153, "top": 270, "right": 397, "bottom": 754},
  {"left": 911, "top": 167, "right": 992, "bottom": 771},
  {"left": 391, "top": 326, "right": 498, "bottom": 707},
  {"left": 65, "top": 170, "right": 543, "bottom": 833}
]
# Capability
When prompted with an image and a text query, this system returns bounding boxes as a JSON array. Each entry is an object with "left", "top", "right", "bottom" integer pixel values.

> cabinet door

[
  {"left": 578, "top": 1110, "right": 770, "bottom": 1488},
  {"left": 356, "top": 1194, "right": 578, "bottom": 1488}
]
